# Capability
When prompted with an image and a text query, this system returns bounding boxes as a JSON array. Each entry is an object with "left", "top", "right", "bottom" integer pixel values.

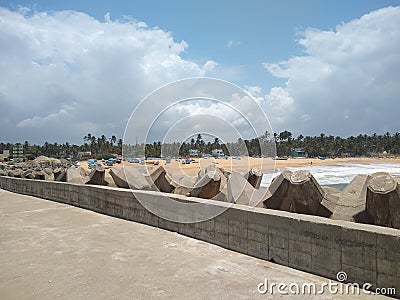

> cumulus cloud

[
  {"left": 227, "top": 40, "right": 241, "bottom": 48},
  {"left": 0, "top": 7, "right": 217, "bottom": 143},
  {"left": 262, "top": 6, "right": 400, "bottom": 136}
]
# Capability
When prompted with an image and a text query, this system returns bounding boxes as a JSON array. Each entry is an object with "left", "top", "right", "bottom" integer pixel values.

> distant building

[
  {"left": 189, "top": 149, "right": 198, "bottom": 157},
  {"left": 13, "top": 144, "right": 24, "bottom": 162},
  {"left": 212, "top": 149, "right": 224, "bottom": 157},
  {"left": 0, "top": 149, "right": 10, "bottom": 161},
  {"left": 78, "top": 151, "right": 92, "bottom": 159},
  {"left": 291, "top": 147, "right": 307, "bottom": 158}
]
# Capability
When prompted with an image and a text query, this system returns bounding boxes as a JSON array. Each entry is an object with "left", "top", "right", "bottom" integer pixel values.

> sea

[{"left": 260, "top": 163, "right": 400, "bottom": 191}]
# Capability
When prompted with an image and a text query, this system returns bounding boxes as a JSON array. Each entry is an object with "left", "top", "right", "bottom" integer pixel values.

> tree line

[
  {"left": 1, "top": 131, "right": 399, "bottom": 160},
  {"left": 0, "top": 134, "right": 123, "bottom": 160}
]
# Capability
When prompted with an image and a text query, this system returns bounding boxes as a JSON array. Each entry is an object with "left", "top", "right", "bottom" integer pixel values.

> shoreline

[{"left": 78, "top": 156, "right": 400, "bottom": 177}]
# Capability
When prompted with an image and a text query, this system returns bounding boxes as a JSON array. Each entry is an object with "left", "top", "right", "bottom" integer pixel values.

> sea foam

[{"left": 260, "top": 163, "right": 400, "bottom": 187}]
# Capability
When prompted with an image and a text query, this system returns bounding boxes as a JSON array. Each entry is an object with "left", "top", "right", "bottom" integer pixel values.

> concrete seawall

[{"left": 0, "top": 176, "right": 399, "bottom": 296}]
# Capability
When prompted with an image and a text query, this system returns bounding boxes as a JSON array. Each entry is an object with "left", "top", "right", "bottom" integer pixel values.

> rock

[
  {"left": 245, "top": 168, "right": 263, "bottom": 189},
  {"left": 86, "top": 166, "right": 106, "bottom": 186},
  {"left": 264, "top": 170, "right": 332, "bottom": 217},
  {"left": 8, "top": 169, "right": 22, "bottom": 178},
  {"left": 33, "top": 156, "right": 61, "bottom": 164},
  {"left": 365, "top": 172, "right": 400, "bottom": 229},
  {"left": 35, "top": 170, "right": 46, "bottom": 180},
  {"left": 37, "top": 167, "right": 55, "bottom": 181},
  {"left": 22, "top": 169, "right": 36, "bottom": 179}
]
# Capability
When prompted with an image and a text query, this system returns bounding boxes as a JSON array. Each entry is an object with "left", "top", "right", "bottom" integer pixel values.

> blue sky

[{"left": 0, "top": 1, "right": 399, "bottom": 143}]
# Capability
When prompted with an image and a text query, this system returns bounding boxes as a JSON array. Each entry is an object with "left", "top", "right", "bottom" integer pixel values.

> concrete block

[
  {"left": 376, "top": 273, "right": 400, "bottom": 295},
  {"left": 269, "top": 245, "right": 288, "bottom": 266},
  {"left": 114, "top": 203, "right": 125, "bottom": 218},
  {"left": 136, "top": 207, "right": 159, "bottom": 227},
  {"left": 247, "top": 240, "right": 268, "bottom": 260},
  {"left": 195, "top": 229, "right": 215, "bottom": 244},
  {"left": 229, "top": 219, "right": 247, "bottom": 238},
  {"left": 123, "top": 207, "right": 139, "bottom": 221},
  {"left": 341, "top": 227, "right": 377, "bottom": 271},
  {"left": 214, "top": 232, "right": 229, "bottom": 248},
  {"left": 308, "top": 222, "right": 342, "bottom": 278},
  {"left": 342, "top": 264, "right": 377, "bottom": 288},
  {"left": 268, "top": 215, "right": 289, "bottom": 251},
  {"left": 158, "top": 217, "right": 179, "bottom": 232},
  {"left": 289, "top": 251, "right": 312, "bottom": 272},
  {"left": 376, "top": 258, "right": 400, "bottom": 278},
  {"left": 376, "top": 231, "right": 400, "bottom": 263},
  {"left": 177, "top": 222, "right": 196, "bottom": 238},
  {"left": 214, "top": 217, "right": 229, "bottom": 234},
  {"left": 229, "top": 234, "right": 247, "bottom": 253}
]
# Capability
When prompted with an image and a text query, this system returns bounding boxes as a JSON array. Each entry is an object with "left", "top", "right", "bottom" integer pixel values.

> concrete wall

[{"left": 0, "top": 176, "right": 399, "bottom": 296}]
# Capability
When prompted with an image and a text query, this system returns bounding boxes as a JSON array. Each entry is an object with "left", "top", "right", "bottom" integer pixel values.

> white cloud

[
  {"left": 16, "top": 106, "right": 73, "bottom": 128},
  {"left": 263, "top": 6, "right": 400, "bottom": 136},
  {"left": 0, "top": 7, "right": 217, "bottom": 143},
  {"left": 227, "top": 40, "right": 241, "bottom": 48}
]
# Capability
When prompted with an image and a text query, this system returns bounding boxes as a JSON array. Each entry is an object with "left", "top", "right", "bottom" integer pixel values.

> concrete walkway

[{"left": 0, "top": 189, "right": 389, "bottom": 299}]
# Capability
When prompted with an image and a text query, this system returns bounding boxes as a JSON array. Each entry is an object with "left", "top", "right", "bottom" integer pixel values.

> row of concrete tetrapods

[
  {"left": 263, "top": 170, "right": 400, "bottom": 230},
  {"left": 1, "top": 162, "right": 399, "bottom": 230}
]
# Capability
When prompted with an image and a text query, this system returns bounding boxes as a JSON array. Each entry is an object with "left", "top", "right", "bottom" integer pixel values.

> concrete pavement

[{"left": 0, "top": 189, "right": 390, "bottom": 299}]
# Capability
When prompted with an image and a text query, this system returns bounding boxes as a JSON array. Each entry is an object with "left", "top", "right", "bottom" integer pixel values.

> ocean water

[{"left": 260, "top": 163, "right": 400, "bottom": 190}]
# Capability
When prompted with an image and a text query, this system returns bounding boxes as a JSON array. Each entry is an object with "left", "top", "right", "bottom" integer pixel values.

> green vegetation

[{"left": 0, "top": 131, "right": 399, "bottom": 159}]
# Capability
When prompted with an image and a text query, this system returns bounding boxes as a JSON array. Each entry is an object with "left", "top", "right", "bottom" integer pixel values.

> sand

[{"left": 78, "top": 157, "right": 400, "bottom": 177}]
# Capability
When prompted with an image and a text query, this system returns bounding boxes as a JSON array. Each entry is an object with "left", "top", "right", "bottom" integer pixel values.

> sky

[{"left": 0, "top": 0, "right": 399, "bottom": 144}]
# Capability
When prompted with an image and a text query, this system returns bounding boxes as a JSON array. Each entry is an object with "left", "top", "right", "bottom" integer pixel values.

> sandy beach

[{"left": 79, "top": 157, "right": 400, "bottom": 177}]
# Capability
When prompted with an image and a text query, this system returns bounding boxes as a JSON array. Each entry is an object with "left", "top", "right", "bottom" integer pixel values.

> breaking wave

[{"left": 261, "top": 163, "right": 400, "bottom": 187}]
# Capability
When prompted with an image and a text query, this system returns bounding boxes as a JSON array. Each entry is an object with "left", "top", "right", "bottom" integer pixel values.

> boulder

[
  {"left": 264, "top": 170, "right": 332, "bottom": 217},
  {"left": 22, "top": 169, "right": 36, "bottom": 179},
  {"left": 365, "top": 172, "right": 400, "bottom": 229},
  {"left": 8, "top": 169, "right": 22, "bottom": 178}
]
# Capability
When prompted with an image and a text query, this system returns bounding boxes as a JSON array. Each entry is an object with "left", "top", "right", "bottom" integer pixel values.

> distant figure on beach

[{"left": 310, "top": 161, "right": 312, "bottom": 165}]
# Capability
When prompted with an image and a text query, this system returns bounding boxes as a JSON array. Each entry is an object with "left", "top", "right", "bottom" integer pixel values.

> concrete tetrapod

[
  {"left": 244, "top": 168, "right": 263, "bottom": 189},
  {"left": 173, "top": 176, "right": 197, "bottom": 197},
  {"left": 86, "top": 166, "right": 107, "bottom": 186},
  {"left": 366, "top": 172, "right": 400, "bottom": 229},
  {"left": 66, "top": 168, "right": 89, "bottom": 185},
  {"left": 149, "top": 166, "right": 175, "bottom": 193},
  {"left": 329, "top": 174, "right": 370, "bottom": 221},
  {"left": 109, "top": 165, "right": 157, "bottom": 190},
  {"left": 53, "top": 168, "right": 67, "bottom": 182},
  {"left": 264, "top": 170, "right": 332, "bottom": 217},
  {"left": 190, "top": 170, "right": 221, "bottom": 199}
]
